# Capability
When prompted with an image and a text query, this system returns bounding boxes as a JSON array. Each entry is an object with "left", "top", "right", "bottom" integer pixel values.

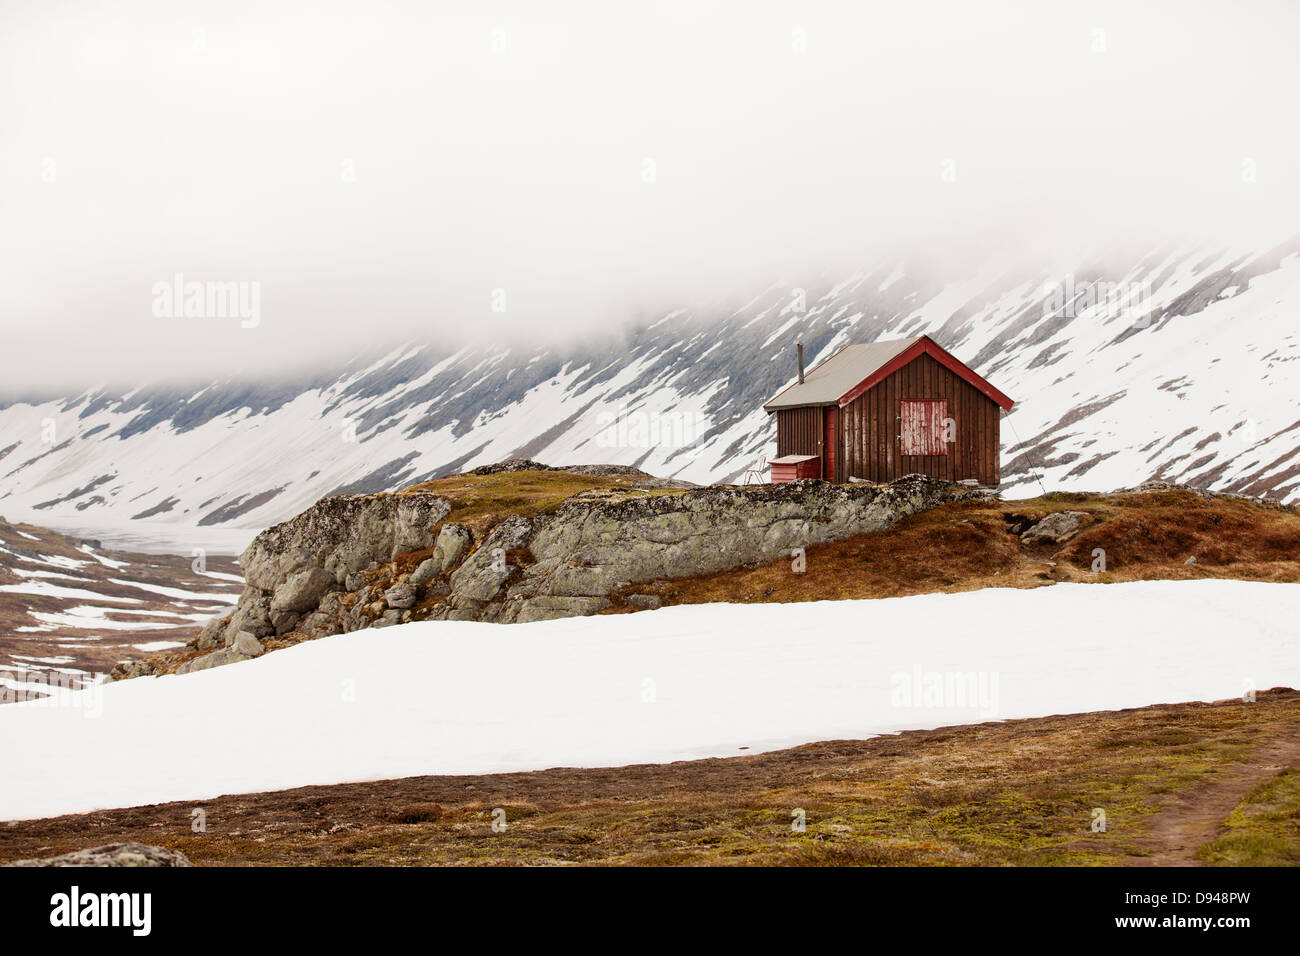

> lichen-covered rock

[
  {"left": 241, "top": 492, "right": 451, "bottom": 591},
  {"left": 513, "top": 595, "right": 612, "bottom": 623},
  {"left": 107, "top": 659, "right": 154, "bottom": 681},
  {"left": 169, "top": 472, "right": 979, "bottom": 676},
  {"left": 271, "top": 566, "right": 334, "bottom": 614},
  {"left": 493, "top": 475, "right": 980, "bottom": 623},
  {"left": 429, "top": 523, "right": 473, "bottom": 574},
  {"left": 448, "top": 516, "right": 532, "bottom": 603},
  {"left": 225, "top": 592, "right": 273, "bottom": 642},
  {"left": 301, "top": 611, "right": 343, "bottom": 639},
  {"left": 318, "top": 591, "right": 346, "bottom": 617},
  {"left": 384, "top": 581, "right": 417, "bottom": 609},
  {"left": 196, "top": 615, "right": 229, "bottom": 651},
  {"left": 269, "top": 607, "right": 301, "bottom": 635},
  {"left": 410, "top": 558, "right": 439, "bottom": 588},
  {"left": 232, "top": 630, "right": 264, "bottom": 657},
  {"left": 6, "top": 842, "right": 192, "bottom": 867},
  {"left": 177, "top": 648, "right": 245, "bottom": 674}
]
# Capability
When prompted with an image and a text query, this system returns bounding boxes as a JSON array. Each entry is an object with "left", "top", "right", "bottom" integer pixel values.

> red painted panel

[{"left": 900, "top": 399, "right": 948, "bottom": 456}]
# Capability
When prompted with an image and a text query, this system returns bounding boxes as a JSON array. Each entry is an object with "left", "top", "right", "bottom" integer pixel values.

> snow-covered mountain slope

[
  {"left": 2, "top": 237, "right": 1299, "bottom": 535},
  {"left": 2, "top": 580, "right": 1296, "bottom": 821}
]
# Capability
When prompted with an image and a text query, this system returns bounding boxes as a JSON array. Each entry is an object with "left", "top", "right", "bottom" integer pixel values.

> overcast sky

[{"left": 2, "top": 0, "right": 1297, "bottom": 391}]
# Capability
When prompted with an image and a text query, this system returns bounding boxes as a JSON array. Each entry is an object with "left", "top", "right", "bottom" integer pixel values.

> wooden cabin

[{"left": 762, "top": 335, "right": 1014, "bottom": 485}]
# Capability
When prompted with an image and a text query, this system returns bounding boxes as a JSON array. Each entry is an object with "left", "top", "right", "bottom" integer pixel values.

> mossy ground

[
  {"left": 3, "top": 690, "right": 1296, "bottom": 866},
  {"left": 1198, "top": 769, "right": 1300, "bottom": 866},
  {"left": 401, "top": 470, "right": 687, "bottom": 527}
]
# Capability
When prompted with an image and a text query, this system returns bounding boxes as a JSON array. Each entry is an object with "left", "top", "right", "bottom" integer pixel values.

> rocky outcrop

[
  {"left": 452, "top": 475, "right": 984, "bottom": 623},
  {"left": 154, "top": 472, "right": 983, "bottom": 677},
  {"left": 202, "top": 491, "right": 453, "bottom": 649},
  {"left": 241, "top": 492, "right": 452, "bottom": 594},
  {"left": 6, "top": 842, "right": 192, "bottom": 867}
]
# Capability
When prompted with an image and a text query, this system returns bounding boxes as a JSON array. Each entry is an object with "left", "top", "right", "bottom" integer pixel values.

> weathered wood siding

[
  {"left": 775, "top": 406, "right": 822, "bottom": 460},
  {"left": 838, "top": 352, "right": 1001, "bottom": 485}
]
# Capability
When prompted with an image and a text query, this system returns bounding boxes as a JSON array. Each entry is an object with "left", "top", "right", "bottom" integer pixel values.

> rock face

[
  {"left": 6, "top": 842, "right": 192, "bottom": 867},
  {"left": 198, "top": 490, "right": 453, "bottom": 650},
  {"left": 429, "top": 524, "right": 472, "bottom": 574},
  {"left": 271, "top": 566, "right": 333, "bottom": 614},
  {"left": 241, "top": 492, "right": 452, "bottom": 594},
  {"left": 450, "top": 475, "right": 982, "bottom": 624},
  {"left": 168, "top": 473, "right": 981, "bottom": 676}
]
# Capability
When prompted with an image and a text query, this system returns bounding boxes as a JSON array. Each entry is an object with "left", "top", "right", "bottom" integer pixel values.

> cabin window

[{"left": 900, "top": 399, "right": 949, "bottom": 456}]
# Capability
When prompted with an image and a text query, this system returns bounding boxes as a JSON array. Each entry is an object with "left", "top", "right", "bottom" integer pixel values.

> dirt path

[{"left": 1128, "top": 729, "right": 1300, "bottom": 866}]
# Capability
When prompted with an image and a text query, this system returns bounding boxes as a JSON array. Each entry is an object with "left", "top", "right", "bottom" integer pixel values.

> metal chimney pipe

[{"left": 796, "top": 342, "right": 805, "bottom": 384}]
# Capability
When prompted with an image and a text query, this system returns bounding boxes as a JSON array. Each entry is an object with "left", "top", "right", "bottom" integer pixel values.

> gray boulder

[
  {"left": 301, "top": 611, "right": 343, "bottom": 639},
  {"left": 177, "top": 648, "right": 243, "bottom": 674},
  {"left": 109, "top": 659, "right": 154, "bottom": 681},
  {"left": 271, "top": 566, "right": 333, "bottom": 614},
  {"left": 232, "top": 630, "right": 264, "bottom": 657},
  {"left": 269, "top": 607, "right": 301, "bottom": 635},
  {"left": 410, "top": 558, "right": 440, "bottom": 589},
  {"left": 384, "top": 581, "right": 418, "bottom": 609},
  {"left": 196, "top": 615, "right": 228, "bottom": 651},
  {"left": 430, "top": 523, "right": 473, "bottom": 573},
  {"left": 513, "top": 595, "right": 612, "bottom": 623},
  {"left": 6, "top": 842, "right": 192, "bottom": 867},
  {"left": 448, "top": 516, "right": 532, "bottom": 603},
  {"left": 1021, "top": 511, "right": 1088, "bottom": 546},
  {"left": 318, "top": 591, "right": 346, "bottom": 617},
  {"left": 225, "top": 593, "right": 273, "bottom": 641}
]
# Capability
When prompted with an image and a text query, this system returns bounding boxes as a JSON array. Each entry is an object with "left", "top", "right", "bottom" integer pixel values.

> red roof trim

[{"left": 835, "top": 336, "right": 1014, "bottom": 410}]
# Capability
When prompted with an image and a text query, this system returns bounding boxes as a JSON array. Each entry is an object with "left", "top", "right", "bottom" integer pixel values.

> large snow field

[{"left": 1, "top": 579, "right": 1296, "bottom": 821}]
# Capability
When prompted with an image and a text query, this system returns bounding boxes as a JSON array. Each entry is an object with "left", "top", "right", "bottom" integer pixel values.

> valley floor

[
  {"left": 0, "top": 518, "right": 242, "bottom": 700},
  {"left": 2, "top": 690, "right": 1297, "bottom": 866}
]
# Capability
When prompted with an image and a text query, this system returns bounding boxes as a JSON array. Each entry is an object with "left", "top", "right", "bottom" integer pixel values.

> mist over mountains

[{"left": 3, "top": 235, "right": 1298, "bottom": 536}]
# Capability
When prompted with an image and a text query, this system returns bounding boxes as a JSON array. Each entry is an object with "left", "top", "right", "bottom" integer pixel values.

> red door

[{"left": 823, "top": 406, "right": 837, "bottom": 481}]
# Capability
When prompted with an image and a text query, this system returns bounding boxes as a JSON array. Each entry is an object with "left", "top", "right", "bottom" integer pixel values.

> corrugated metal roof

[{"left": 763, "top": 338, "right": 921, "bottom": 411}]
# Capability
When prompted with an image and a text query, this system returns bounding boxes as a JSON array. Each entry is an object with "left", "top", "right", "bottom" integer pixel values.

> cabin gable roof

[{"left": 762, "top": 335, "right": 1014, "bottom": 413}]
